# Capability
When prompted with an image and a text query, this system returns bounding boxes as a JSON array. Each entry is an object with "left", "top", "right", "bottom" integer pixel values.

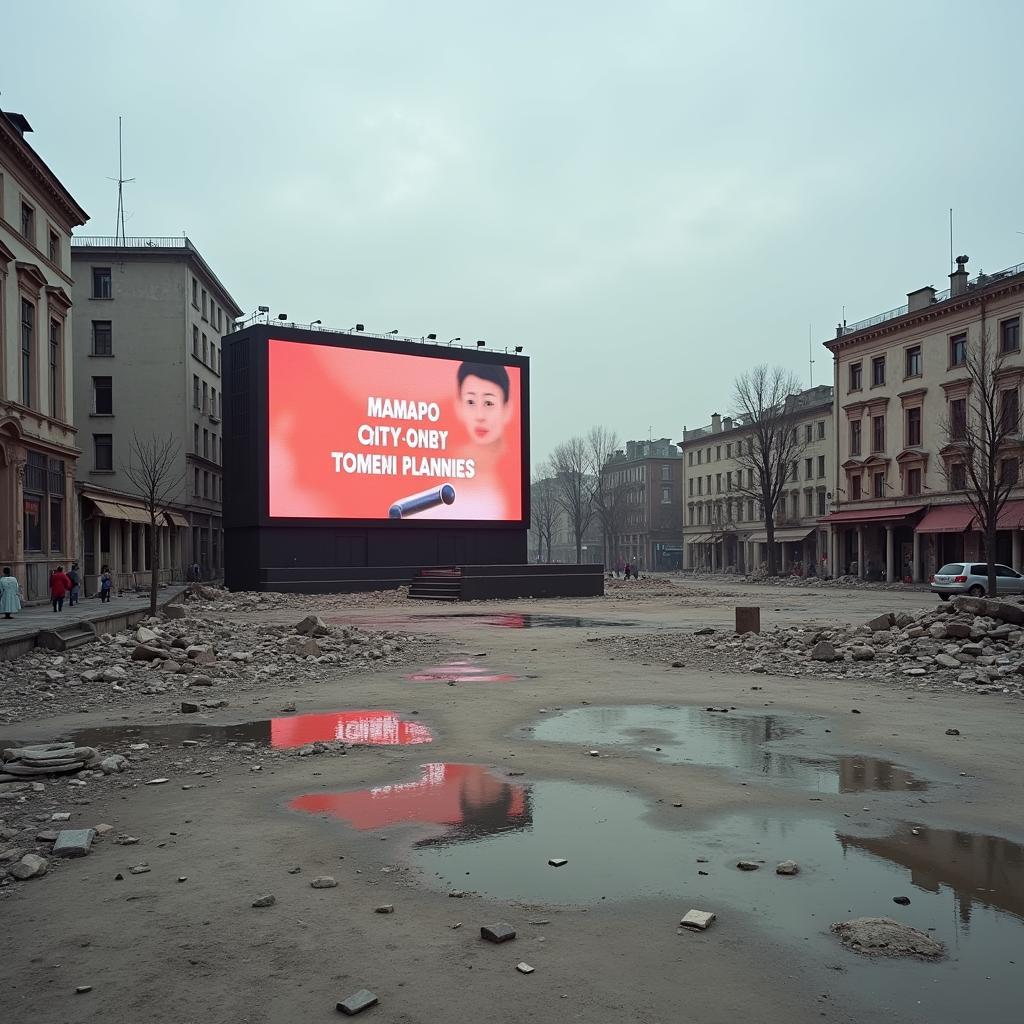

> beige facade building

[
  {"left": 69, "top": 237, "right": 242, "bottom": 590},
  {"left": 0, "top": 111, "right": 88, "bottom": 600},
  {"left": 822, "top": 256, "right": 1024, "bottom": 582},
  {"left": 679, "top": 385, "right": 835, "bottom": 575}
]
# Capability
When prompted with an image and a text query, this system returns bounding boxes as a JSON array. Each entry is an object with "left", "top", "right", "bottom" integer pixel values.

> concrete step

[{"left": 36, "top": 622, "right": 99, "bottom": 652}]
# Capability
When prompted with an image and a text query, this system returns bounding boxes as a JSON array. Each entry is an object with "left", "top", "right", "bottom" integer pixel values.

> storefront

[{"left": 821, "top": 505, "right": 925, "bottom": 582}]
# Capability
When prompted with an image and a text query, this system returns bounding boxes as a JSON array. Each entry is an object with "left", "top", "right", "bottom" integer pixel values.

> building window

[
  {"left": 193, "top": 375, "right": 200, "bottom": 408},
  {"left": 23, "top": 496, "right": 42, "bottom": 551},
  {"left": 48, "top": 229, "right": 60, "bottom": 264},
  {"left": 950, "top": 398, "right": 967, "bottom": 440},
  {"left": 203, "top": 470, "right": 209, "bottom": 498},
  {"left": 194, "top": 424, "right": 200, "bottom": 452},
  {"left": 906, "top": 467, "right": 922, "bottom": 495},
  {"left": 804, "top": 424, "right": 812, "bottom": 443},
  {"left": 789, "top": 461, "right": 798, "bottom": 482},
  {"left": 20, "top": 200, "right": 36, "bottom": 242},
  {"left": 817, "top": 454, "right": 826, "bottom": 478},
  {"left": 94, "top": 434, "right": 113, "bottom": 471},
  {"left": 49, "top": 319, "right": 61, "bottom": 417},
  {"left": 49, "top": 498, "right": 63, "bottom": 553},
  {"left": 193, "top": 325, "right": 199, "bottom": 355},
  {"left": 1000, "top": 388, "right": 1020, "bottom": 435},
  {"left": 817, "top": 420, "right": 825, "bottom": 439},
  {"left": 687, "top": 452, "right": 693, "bottom": 466},
  {"left": 661, "top": 486, "right": 671, "bottom": 504},
  {"left": 790, "top": 492, "right": 799, "bottom": 517},
  {"left": 951, "top": 462, "right": 967, "bottom": 489},
  {"left": 850, "top": 420, "right": 862, "bottom": 456},
  {"left": 726, "top": 443, "right": 732, "bottom": 458},
  {"left": 805, "top": 457, "right": 813, "bottom": 479},
  {"left": 871, "top": 356, "right": 886, "bottom": 386},
  {"left": 1000, "top": 458, "right": 1019, "bottom": 486},
  {"left": 696, "top": 450, "right": 701, "bottom": 465},
  {"left": 817, "top": 490, "right": 826, "bottom": 515},
  {"left": 906, "top": 406, "right": 922, "bottom": 447},
  {"left": 201, "top": 289, "right": 208, "bottom": 320},
  {"left": 20, "top": 298, "right": 34, "bottom": 407},
  {"left": 92, "top": 267, "right": 112, "bottom": 299},
  {"left": 805, "top": 490, "right": 813, "bottom": 515},
  {"left": 849, "top": 362, "right": 863, "bottom": 391},
  {"left": 716, "top": 473, "right": 722, "bottom": 492},
  {"left": 905, "top": 345, "right": 922, "bottom": 378},
  {"left": 949, "top": 332, "right": 967, "bottom": 367},
  {"left": 192, "top": 278, "right": 199, "bottom": 307},
  {"left": 1001, "top": 317, "right": 1021, "bottom": 354},
  {"left": 871, "top": 415, "right": 885, "bottom": 453},
  {"left": 872, "top": 471, "right": 885, "bottom": 498},
  {"left": 93, "top": 376, "right": 113, "bottom": 415},
  {"left": 212, "top": 435, "right": 218, "bottom": 463},
  {"left": 194, "top": 468, "right": 200, "bottom": 495},
  {"left": 660, "top": 464, "right": 670, "bottom": 481},
  {"left": 851, "top": 475, "right": 862, "bottom": 500},
  {"left": 202, "top": 381, "right": 209, "bottom": 413},
  {"left": 688, "top": 478, "right": 693, "bottom": 496},
  {"left": 92, "top": 320, "right": 112, "bottom": 356},
  {"left": 203, "top": 429, "right": 209, "bottom": 458},
  {"left": 747, "top": 499, "right": 754, "bottom": 520}
]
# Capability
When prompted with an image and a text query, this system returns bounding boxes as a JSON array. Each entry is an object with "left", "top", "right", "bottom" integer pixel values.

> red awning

[
  {"left": 915, "top": 504, "right": 974, "bottom": 534},
  {"left": 997, "top": 500, "right": 1024, "bottom": 530},
  {"left": 820, "top": 505, "right": 924, "bottom": 525}
]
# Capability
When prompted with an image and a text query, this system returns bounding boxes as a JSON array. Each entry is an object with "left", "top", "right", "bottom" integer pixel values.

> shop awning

[
  {"left": 820, "top": 505, "right": 924, "bottom": 525},
  {"left": 747, "top": 528, "right": 814, "bottom": 545},
  {"left": 163, "top": 511, "right": 189, "bottom": 528},
  {"left": 997, "top": 500, "right": 1024, "bottom": 530},
  {"left": 687, "top": 534, "right": 712, "bottom": 544},
  {"left": 117, "top": 503, "right": 153, "bottom": 524},
  {"left": 88, "top": 498, "right": 127, "bottom": 519},
  {"left": 915, "top": 504, "right": 974, "bottom": 534}
]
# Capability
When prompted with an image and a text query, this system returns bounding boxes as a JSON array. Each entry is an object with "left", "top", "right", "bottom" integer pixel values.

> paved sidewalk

[{"left": 0, "top": 585, "right": 188, "bottom": 642}]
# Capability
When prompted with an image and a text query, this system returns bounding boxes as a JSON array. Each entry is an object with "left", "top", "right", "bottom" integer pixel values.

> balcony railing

[
  {"left": 71, "top": 235, "right": 192, "bottom": 249},
  {"left": 839, "top": 260, "right": 1024, "bottom": 336}
]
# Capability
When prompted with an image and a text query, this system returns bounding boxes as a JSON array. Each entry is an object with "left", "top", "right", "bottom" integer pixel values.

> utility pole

[{"left": 112, "top": 116, "right": 135, "bottom": 243}]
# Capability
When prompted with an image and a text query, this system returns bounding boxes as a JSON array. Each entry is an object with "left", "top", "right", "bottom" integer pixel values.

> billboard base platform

[{"left": 247, "top": 563, "right": 604, "bottom": 599}]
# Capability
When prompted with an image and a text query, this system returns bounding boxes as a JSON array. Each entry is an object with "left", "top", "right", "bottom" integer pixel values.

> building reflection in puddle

[
  {"left": 531, "top": 705, "right": 931, "bottom": 793},
  {"left": 839, "top": 823, "right": 1024, "bottom": 925},
  {"left": 270, "top": 710, "right": 433, "bottom": 748},
  {"left": 289, "top": 763, "right": 531, "bottom": 845},
  {"left": 406, "top": 660, "right": 519, "bottom": 683}
]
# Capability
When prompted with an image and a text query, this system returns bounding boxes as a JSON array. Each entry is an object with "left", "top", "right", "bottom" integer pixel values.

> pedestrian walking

[
  {"left": 67, "top": 562, "right": 81, "bottom": 607},
  {"left": 624, "top": 563, "right": 631, "bottom": 580},
  {"left": 49, "top": 565, "right": 72, "bottom": 612},
  {"left": 0, "top": 567, "right": 21, "bottom": 620},
  {"left": 100, "top": 566, "right": 112, "bottom": 603}
]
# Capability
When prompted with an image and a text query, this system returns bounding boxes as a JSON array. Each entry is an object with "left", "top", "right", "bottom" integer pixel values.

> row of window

[
  {"left": 847, "top": 460, "right": 1019, "bottom": 501},
  {"left": 192, "top": 326, "right": 221, "bottom": 372},
  {"left": 192, "top": 375, "right": 221, "bottom": 417},
  {"left": 194, "top": 466, "right": 222, "bottom": 501},
  {"left": 686, "top": 488, "right": 829, "bottom": 526},
  {"left": 193, "top": 424, "right": 221, "bottom": 464},
  {"left": 18, "top": 298, "right": 64, "bottom": 417},
  {"left": 16, "top": 193, "right": 62, "bottom": 267},
  {"left": 848, "top": 318, "right": 1022, "bottom": 393},
  {"left": 191, "top": 276, "right": 226, "bottom": 333},
  {"left": 686, "top": 422, "right": 827, "bottom": 466}
]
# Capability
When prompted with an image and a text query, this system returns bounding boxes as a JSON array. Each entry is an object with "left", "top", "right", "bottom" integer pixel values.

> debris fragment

[
  {"left": 679, "top": 909, "right": 716, "bottom": 931},
  {"left": 337, "top": 989, "right": 378, "bottom": 1015},
  {"left": 480, "top": 923, "right": 516, "bottom": 943}
]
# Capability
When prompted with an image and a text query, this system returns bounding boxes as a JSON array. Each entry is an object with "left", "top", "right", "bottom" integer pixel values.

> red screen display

[{"left": 268, "top": 339, "right": 523, "bottom": 521}]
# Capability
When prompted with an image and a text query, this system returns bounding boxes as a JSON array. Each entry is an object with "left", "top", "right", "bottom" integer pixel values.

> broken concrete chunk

[
  {"left": 374, "top": 904, "right": 395, "bottom": 914},
  {"left": 52, "top": 829, "right": 96, "bottom": 857},
  {"left": 10, "top": 853, "right": 49, "bottom": 880},
  {"left": 516, "top": 962, "right": 535, "bottom": 974},
  {"left": 294, "top": 614, "right": 331, "bottom": 637},
  {"left": 547, "top": 858, "right": 568, "bottom": 867},
  {"left": 310, "top": 876, "right": 338, "bottom": 889},
  {"left": 831, "top": 917, "right": 944, "bottom": 959},
  {"left": 775, "top": 860, "right": 800, "bottom": 876},
  {"left": 480, "top": 923, "right": 516, "bottom": 943},
  {"left": 337, "top": 989, "right": 378, "bottom": 1015},
  {"left": 251, "top": 894, "right": 276, "bottom": 907},
  {"left": 679, "top": 909, "right": 716, "bottom": 930},
  {"left": 736, "top": 860, "right": 760, "bottom": 871}
]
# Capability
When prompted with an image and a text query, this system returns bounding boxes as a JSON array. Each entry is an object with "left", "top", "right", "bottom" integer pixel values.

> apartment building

[
  {"left": 822, "top": 255, "right": 1024, "bottom": 582},
  {"left": 70, "top": 236, "right": 242, "bottom": 590},
  {"left": 678, "top": 386, "right": 835, "bottom": 574},
  {"left": 601, "top": 438, "right": 683, "bottom": 570},
  {"left": 0, "top": 111, "right": 89, "bottom": 600}
]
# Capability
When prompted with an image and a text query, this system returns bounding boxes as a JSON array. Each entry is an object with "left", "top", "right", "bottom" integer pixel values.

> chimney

[
  {"left": 907, "top": 286, "right": 936, "bottom": 312},
  {"left": 711, "top": 413, "right": 722, "bottom": 433},
  {"left": 949, "top": 254, "right": 970, "bottom": 297},
  {"left": 722, "top": 416, "right": 733, "bottom": 432}
]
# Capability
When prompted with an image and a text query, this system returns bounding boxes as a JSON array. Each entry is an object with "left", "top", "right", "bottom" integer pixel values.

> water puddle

[
  {"left": 292, "top": 764, "right": 1024, "bottom": 1023},
  {"left": 12, "top": 710, "right": 434, "bottom": 751},
  {"left": 529, "top": 705, "right": 931, "bottom": 793},
  {"left": 406, "top": 660, "right": 521, "bottom": 683},
  {"left": 289, "top": 763, "right": 529, "bottom": 842},
  {"left": 327, "top": 612, "right": 641, "bottom": 630}
]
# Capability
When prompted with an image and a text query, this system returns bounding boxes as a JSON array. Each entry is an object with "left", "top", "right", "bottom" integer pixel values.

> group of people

[
  {"left": 0, "top": 563, "right": 114, "bottom": 621},
  {"left": 613, "top": 559, "right": 642, "bottom": 580}
]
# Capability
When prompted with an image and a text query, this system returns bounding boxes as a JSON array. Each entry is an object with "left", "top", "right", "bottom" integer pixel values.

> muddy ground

[{"left": 2, "top": 579, "right": 1023, "bottom": 1024}]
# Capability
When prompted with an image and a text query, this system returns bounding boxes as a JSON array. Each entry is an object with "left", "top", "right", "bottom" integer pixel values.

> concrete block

[
  {"left": 735, "top": 606, "right": 760, "bottom": 635},
  {"left": 337, "top": 989, "right": 378, "bottom": 1015},
  {"left": 52, "top": 829, "right": 95, "bottom": 857},
  {"left": 679, "top": 909, "right": 716, "bottom": 930},
  {"left": 480, "top": 923, "right": 516, "bottom": 943}
]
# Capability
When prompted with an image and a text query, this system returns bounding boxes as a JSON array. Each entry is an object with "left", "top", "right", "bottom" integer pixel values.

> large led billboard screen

[{"left": 267, "top": 338, "right": 525, "bottom": 523}]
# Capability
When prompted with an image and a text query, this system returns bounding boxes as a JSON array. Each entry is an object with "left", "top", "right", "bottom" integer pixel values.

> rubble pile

[
  {"left": 0, "top": 611, "right": 438, "bottom": 726},
  {"left": 185, "top": 584, "right": 411, "bottom": 613},
  {"left": 1, "top": 742, "right": 100, "bottom": 780},
  {"left": 592, "top": 595, "right": 1024, "bottom": 697}
]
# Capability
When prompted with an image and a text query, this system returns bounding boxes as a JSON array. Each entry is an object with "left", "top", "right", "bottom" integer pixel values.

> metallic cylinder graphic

[{"left": 388, "top": 483, "right": 456, "bottom": 519}]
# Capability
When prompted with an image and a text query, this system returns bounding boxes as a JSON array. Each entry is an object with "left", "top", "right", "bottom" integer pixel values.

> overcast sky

[{"left": 7, "top": 1, "right": 1024, "bottom": 465}]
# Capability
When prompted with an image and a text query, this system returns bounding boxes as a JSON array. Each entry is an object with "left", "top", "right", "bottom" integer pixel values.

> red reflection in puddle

[
  {"left": 289, "top": 763, "right": 530, "bottom": 844},
  {"left": 270, "top": 711, "right": 432, "bottom": 748},
  {"left": 406, "top": 660, "right": 518, "bottom": 683}
]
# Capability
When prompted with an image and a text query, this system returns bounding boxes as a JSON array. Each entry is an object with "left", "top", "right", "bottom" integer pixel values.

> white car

[{"left": 930, "top": 562, "right": 1024, "bottom": 600}]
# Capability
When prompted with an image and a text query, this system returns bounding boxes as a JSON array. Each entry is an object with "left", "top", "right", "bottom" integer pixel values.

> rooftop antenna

[
  {"left": 949, "top": 207, "right": 954, "bottom": 275},
  {"left": 109, "top": 116, "right": 134, "bottom": 244},
  {"left": 808, "top": 323, "right": 814, "bottom": 387}
]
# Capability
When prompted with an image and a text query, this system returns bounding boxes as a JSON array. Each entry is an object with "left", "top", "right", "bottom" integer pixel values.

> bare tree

[
  {"left": 550, "top": 436, "right": 594, "bottom": 564},
  {"left": 586, "top": 426, "right": 627, "bottom": 566},
  {"left": 940, "top": 325, "right": 1023, "bottom": 598},
  {"left": 123, "top": 432, "right": 185, "bottom": 615},
  {"left": 732, "top": 365, "right": 809, "bottom": 575},
  {"left": 530, "top": 464, "right": 559, "bottom": 563}
]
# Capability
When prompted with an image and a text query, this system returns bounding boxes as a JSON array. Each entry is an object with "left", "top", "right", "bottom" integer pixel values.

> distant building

[
  {"left": 822, "top": 255, "right": 1024, "bottom": 581},
  {"left": 528, "top": 472, "right": 603, "bottom": 565},
  {"left": 69, "top": 236, "right": 242, "bottom": 590},
  {"left": 678, "top": 386, "right": 835, "bottom": 574},
  {"left": 0, "top": 110, "right": 88, "bottom": 600},
  {"left": 601, "top": 438, "right": 683, "bottom": 571}
]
